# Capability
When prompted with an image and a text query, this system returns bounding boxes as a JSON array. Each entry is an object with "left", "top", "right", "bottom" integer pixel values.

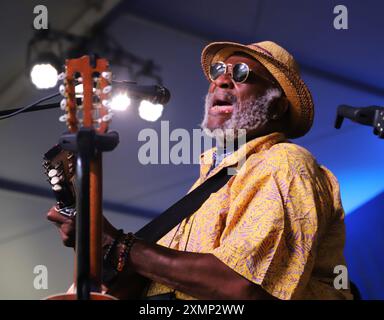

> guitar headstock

[
  {"left": 58, "top": 55, "right": 113, "bottom": 133},
  {"left": 43, "top": 144, "right": 76, "bottom": 212}
]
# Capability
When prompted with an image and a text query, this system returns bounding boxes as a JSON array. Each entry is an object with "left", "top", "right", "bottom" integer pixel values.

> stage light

[
  {"left": 138, "top": 100, "right": 163, "bottom": 122},
  {"left": 29, "top": 53, "right": 61, "bottom": 89},
  {"left": 30, "top": 63, "right": 58, "bottom": 89},
  {"left": 110, "top": 93, "right": 131, "bottom": 111}
]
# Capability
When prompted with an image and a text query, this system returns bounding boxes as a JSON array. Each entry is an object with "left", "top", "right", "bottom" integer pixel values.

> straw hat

[{"left": 201, "top": 41, "right": 314, "bottom": 138}]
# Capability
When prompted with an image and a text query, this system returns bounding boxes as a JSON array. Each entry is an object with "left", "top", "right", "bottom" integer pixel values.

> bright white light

[
  {"left": 138, "top": 100, "right": 164, "bottom": 122},
  {"left": 30, "top": 63, "right": 58, "bottom": 89},
  {"left": 110, "top": 93, "right": 131, "bottom": 111}
]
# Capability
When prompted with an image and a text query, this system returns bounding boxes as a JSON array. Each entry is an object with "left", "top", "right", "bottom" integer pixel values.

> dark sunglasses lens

[
  {"left": 209, "top": 62, "right": 226, "bottom": 80},
  {"left": 233, "top": 63, "right": 249, "bottom": 82}
]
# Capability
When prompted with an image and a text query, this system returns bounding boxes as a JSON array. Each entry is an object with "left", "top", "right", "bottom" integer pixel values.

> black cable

[{"left": 0, "top": 92, "right": 60, "bottom": 120}]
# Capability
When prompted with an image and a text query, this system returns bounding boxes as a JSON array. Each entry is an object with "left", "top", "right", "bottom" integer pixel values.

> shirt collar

[{"left": 199, "top": 132, "right": 287, "bottom": 180}]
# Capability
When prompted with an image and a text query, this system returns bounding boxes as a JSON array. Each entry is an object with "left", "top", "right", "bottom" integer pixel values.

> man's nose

[{"left": 213, "top": 73, "right": 234, "bottom": 90}]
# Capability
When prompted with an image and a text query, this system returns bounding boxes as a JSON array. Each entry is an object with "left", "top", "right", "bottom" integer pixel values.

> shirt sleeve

[{"left": 208, "top": 155, "right": 320, "bottom": 300}]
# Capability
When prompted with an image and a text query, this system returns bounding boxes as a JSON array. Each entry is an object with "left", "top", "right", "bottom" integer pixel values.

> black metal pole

[{"left": 75, "top": 129, "right": 95, "bottom": 300}]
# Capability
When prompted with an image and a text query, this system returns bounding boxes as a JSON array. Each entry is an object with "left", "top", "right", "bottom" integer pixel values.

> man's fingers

[
  {"left": 46, "top": 205, "right": 76, "bottom": 248},
  {"left": 61, "top": 222, "right": 75, "bottom": 239},
  {"left": 58, "top": 227, "right": 75, "bottom": 247},
  {"left": 46, "top": 206, "right": 70, "bottom": 224}
]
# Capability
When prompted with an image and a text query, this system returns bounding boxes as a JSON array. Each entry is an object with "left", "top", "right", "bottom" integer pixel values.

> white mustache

[{"left": 201, "top": 88, "right": 282, "bottom": 136}]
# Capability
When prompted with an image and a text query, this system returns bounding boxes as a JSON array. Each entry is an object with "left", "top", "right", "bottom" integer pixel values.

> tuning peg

[
  {"left": 102, "top": 113, "right": 113, "bottom": 122},
  {"left": 102, "top": 86, "right": 112, "bottom": 94},
  {"left": 52, "top": 184, "right": 62, "bottom": 192},
  {"left": 102, "top": 99, "right": 111, "bottom": 108},
  {"left": 58, "top": 72, "right": 66, "bottom": 81},
  {"left": 60, "top": 99, "right": 67, "bottom": 110},
  {"left": 50, "top": 176, "right": 61, "bottom": 185},
  {"left": 48, "top": 169, "right": 58, "bottom": 178},
  {"left": 59, "top": 114, "right": 68, "bottom": 122},
  {"left": 101, "top": 71, "right": 112, "bottom": 80},
  {"left": 59, "top": 84, "right": 66, "bottom": 96},
  {"left": 42, "top": 160, "right": 49, "bottom": 168}
]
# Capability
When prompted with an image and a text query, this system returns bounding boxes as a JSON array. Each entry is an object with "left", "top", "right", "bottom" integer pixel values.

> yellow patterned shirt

[{"left": 146, "top": 132, "right": 353, "bottom": 300}]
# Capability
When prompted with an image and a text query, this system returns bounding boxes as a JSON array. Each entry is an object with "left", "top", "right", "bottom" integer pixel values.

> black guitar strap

[{"left": 134, "top": 167, "right": 231, "bottom": 243}]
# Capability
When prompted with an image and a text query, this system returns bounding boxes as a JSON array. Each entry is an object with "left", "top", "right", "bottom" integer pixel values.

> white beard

[{"left": 200, "top": 88, "right": 282, "bottom": 142}]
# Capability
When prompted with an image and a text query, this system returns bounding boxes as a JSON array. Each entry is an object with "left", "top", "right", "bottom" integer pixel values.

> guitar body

[{"left": 45, "top": 292, "right": 117, "bottom": 300}]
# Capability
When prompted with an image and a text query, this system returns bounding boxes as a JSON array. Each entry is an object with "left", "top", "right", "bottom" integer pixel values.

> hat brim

[{"left": 201, "top": 42, "right": 314, "bottom": 138}]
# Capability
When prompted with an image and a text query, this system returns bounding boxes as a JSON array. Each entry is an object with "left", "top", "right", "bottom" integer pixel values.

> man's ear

[{"left": 270, "top": 96, "right": 289, "bottom": 120}]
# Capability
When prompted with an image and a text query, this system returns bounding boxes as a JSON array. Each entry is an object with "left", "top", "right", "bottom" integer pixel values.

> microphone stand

[
  {"left": 335, "top": 104, "right": 384, "bottom": 138},
  {"left": 58, "top": 129, "right": 119, "bottom": 300}
]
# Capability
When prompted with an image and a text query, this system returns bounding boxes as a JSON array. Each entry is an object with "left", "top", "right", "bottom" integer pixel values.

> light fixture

[
  {"left": 29, "top": 52, "right": 61, "bottom": 89},
  {"left": 138, "top": 100, "right": 164, "bottom": 122},
  {"left": 27, "top": 28, "right": 164, "bottom": 93},
  {"left": 27, "top": 30, "right": 64, "bottom": 90}
]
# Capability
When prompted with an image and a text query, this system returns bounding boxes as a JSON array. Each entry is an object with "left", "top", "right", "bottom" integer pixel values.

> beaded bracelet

[
  {"left": 116, "top": 232, "right": 137, "bottom": 272},
  {"left": 103, "top": 229, "right": 124, "bottom": 263},
  {"left": 102, "top": 229, "right": 125, "bottom": 285}
]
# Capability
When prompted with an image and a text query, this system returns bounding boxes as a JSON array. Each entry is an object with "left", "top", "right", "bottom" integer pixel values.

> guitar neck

[{"left": 89, "top": 153, "right": 103, "bottom": 291}]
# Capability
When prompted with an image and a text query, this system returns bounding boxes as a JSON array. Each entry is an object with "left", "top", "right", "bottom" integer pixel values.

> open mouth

[{"left": 209, "top": 98, "right": 235, "bottom": 115}]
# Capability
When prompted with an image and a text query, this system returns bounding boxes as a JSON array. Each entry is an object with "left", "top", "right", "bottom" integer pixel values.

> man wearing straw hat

[{"left": 47, "top": 41, "right": 353, "bottom": 300}]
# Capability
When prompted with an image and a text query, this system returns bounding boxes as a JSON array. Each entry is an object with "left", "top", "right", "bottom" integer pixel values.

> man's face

[{"left": 201, "top": 53, "right": 282, "bottom": 138}]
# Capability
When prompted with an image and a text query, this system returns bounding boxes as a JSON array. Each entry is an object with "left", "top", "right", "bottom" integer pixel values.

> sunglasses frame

[{"left": 209, "top": 61, "right": 278, "bottom": 86}]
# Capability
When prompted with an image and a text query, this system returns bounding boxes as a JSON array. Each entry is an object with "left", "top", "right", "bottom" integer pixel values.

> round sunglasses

[{"left": 209, "top": 61, "right": 276, "bottom": 85}]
